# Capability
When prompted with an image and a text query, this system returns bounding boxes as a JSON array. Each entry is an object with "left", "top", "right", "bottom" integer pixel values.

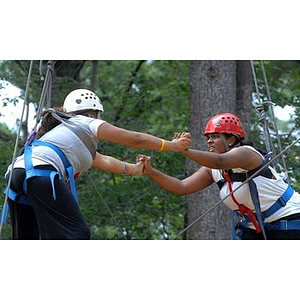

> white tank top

[{"left": 211, "top": 146, "right": 300, "bottom": 227}]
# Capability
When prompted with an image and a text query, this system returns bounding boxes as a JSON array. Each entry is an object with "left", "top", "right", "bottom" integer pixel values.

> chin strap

[{"left": 219, "top": 134, "right": 230, "bottom": 152}]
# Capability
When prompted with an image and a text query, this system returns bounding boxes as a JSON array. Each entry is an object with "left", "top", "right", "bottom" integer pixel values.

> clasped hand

[
  {"left": 172, "top": 132, "right": 191, "bottom": 152},
  {"left": 135, "top": 132, "right": 191, "bottom": 175}
]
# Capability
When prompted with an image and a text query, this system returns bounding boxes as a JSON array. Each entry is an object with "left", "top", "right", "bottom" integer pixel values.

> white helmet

[{"left": 63, "top": 89, "right": 104, "bottom": 113}]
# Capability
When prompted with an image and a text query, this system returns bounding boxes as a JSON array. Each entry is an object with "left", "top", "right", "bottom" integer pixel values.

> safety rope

[
  {"left": 260, "top": 61, "right": 288, "bottom": 178},
  {"left": 85, "top": 171, "right": 127, "bottom": 240},
  {"left": 35, "top": 60, "right": 56, "bottom": 127},
  {"left": 0, "top": 60, "right": 34, "bottom": 238},
  {"left": 172, "top": 136, "right": 300, "bottom": 240},
  {"left": 251, "top": 61, "right": 275, "bottom": 154},
  {"left": 250, "top": 60, "right": 288, "bottom": 178}
]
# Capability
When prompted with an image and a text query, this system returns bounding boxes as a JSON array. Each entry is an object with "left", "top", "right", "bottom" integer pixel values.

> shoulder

[
  {"left": 239, "top": 145, "right": 265, "bottom": 158},
  {"left": 230, "top": 145, "right": 265, "bottom": 159},
  {"left": 225, "top": 145, "right": 264, "bottom": 171},
  {"left": 88, "top": 119, "right": 107, "bottom": 136}
]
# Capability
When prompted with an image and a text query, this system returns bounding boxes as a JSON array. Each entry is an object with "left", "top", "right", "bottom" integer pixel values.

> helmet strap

[
  {"left": 219, "top": 134, "right": 230, "bottom": 152},
  {"left": 75, "top": 109, "right": 101, "bottom": 119},
  {"left": 96, "top": 111, "right": 102, "bottom": 119}
]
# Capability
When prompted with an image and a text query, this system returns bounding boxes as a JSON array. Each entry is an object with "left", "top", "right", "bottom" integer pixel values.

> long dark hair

[
  {"left": 35, "top": 107, "right": 97, "bottom": 139},
  {"left": 36, "top": 107, "right": 67, "bottom": 139}
]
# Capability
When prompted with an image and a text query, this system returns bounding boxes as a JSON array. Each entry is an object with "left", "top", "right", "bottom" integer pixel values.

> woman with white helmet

[
  {"left": 5, "top": 89, "right": 191, "bottom": 240},
  {"left": 138, "top": 113, "right": 300, "bottom": 240}
]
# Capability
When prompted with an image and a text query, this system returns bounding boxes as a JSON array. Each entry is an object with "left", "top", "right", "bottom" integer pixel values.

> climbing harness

[
  {"left": 172, "top": 136, "right": 300, "bottom": 240},
  {"left": 222, "top": 169, "right": 266, "bottom": 239},
  {"left": 5, "top": 138, "right": 78, "bottom": 204},
  {"left": 3, "top": 106, "right": 100, "bottom": 210},
  {"left": 220, "top": 155, "right": 296, "bottom": 240},
  {"left": 1, "top": 61, "right": 123, "bottom": 240},
  {"left": 233, "top": 184, "right": 295, "bottom": 238}
]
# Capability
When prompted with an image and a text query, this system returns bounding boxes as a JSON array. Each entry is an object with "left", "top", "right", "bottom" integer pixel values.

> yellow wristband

[{"left": 158, "top": 139, "right": 166, "bottom": 152}]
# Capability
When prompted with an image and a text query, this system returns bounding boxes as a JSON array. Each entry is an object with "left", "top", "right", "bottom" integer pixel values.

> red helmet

[{"left": 203, "top": 113, "right": 245, "bottom": 139}]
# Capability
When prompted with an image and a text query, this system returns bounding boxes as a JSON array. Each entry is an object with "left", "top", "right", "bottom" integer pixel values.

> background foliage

[{"left": 0, "top": 60, "right": 299, "bottom": 239}]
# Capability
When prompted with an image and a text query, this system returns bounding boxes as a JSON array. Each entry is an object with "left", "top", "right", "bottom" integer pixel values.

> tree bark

[
  {"left": 185, "top": 60, "right": 252, "bottom": 240},
  {"left": 236, "top": 60, "right": 253, "bottom": 137},
  {"left": 90, "top": 60, "right": 99, "bottom": 91}
]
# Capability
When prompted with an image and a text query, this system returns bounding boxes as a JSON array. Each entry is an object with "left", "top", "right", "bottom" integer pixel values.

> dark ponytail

[{"left": 36, "top": 107, "right": 66, "bottom": 139}]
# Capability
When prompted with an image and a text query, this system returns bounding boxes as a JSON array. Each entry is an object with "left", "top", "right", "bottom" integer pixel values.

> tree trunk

[
  {"left": 185, "top": 60, "right": 252, "bottom": 240},
  {"left": 90, "top": 60, "right": 99, "bottom": 91},
  {"left": 236, "top": 60, "right": 253, "bottom": 137}
]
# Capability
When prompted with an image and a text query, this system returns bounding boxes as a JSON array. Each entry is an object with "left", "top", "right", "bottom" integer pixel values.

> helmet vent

[
  {"left": 64, "top": 89, "right": 104, "bottom": 113},
  {"left": 203, "top": 113, "right": 244, "bottom": 139}
]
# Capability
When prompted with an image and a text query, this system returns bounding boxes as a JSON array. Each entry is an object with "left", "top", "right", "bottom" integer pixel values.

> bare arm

[
  {"left": 97, "top": 122, "right": 191, "bottom": 152},
  {"left": 137, "top": 155, "right": 214, "bottom": 195},
  {"left": 92, "top": 152, "right": 142, "bottom": 175},
  {"left": 182, "top": 147, "right": 263, "bottom": 170}
]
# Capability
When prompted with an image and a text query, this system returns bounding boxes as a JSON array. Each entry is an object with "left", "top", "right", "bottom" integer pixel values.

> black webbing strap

[{"left": 248, "top": 179, "right": 267, "bottom": 239}]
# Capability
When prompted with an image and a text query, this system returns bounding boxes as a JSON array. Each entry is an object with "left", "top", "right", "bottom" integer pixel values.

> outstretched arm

[
  {"left": 137, "top": 155, "right": 214, "bottom": 195},
  {"left": 173, "top": 131, "right": 262, "bottom": 170},
  {"left": 182, "top": 147, "right": 263, "bottom": 170},
  {"left": 96, "top": 122, "right": 191, "bottom": 153},
  {"left": 92, "top": 152, "right": 143, "bottom": 175}
]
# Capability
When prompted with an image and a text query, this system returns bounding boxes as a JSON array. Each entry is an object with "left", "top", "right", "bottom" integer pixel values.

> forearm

[
  {"left": 92, "top": 153, "right": 137, "bottom": 175},
  {"left": 182, "top": 149, "right": 222, "bottom": 169},
  {"left": 146, "top": 168, "right": 185, "bottom": 195},
  {"left": 117, "top": 131, "right": 178, "bottom": 152}
]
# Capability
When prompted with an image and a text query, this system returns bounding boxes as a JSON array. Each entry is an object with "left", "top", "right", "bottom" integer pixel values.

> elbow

[
  {"left": 128, "top": 132, "right": 144, "bottom": 147},
  {"left": 176, "top": 191, "right": 187, "bottom": 196},
  {"left": 214, "top": 155, "right": 224, "bottom": 170},
  {"left": 172, "top": 183, "right": 188, "bottom": 196}
]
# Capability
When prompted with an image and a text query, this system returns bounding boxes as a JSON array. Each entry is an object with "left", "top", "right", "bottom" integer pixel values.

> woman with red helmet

[{"left": 138, "top": 113, "right": 300, "bottom": 240}]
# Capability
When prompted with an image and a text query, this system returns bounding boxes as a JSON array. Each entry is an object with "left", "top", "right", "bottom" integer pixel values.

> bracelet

[
  {"left": 158, "top": 139, "right": 166, "bottom": 152},
  {"left": 122, "top": 162, "right": 128, "bottom": 174},
  {"left": 122, "top": 162, "right": 131, "bottom": 175}
]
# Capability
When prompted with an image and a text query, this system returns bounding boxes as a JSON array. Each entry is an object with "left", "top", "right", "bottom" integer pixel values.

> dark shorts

[{"left": 240, "top": 213, "right": 300, "bottom": 240}]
